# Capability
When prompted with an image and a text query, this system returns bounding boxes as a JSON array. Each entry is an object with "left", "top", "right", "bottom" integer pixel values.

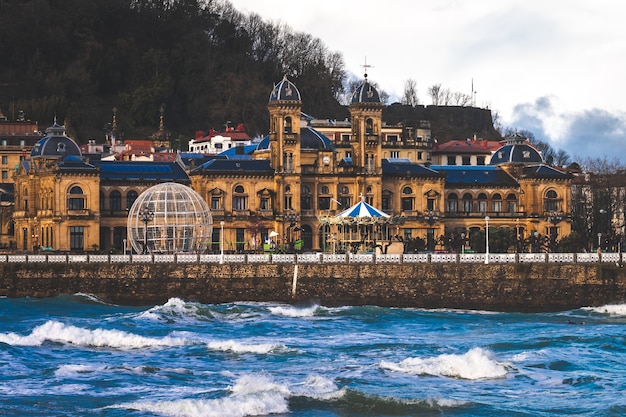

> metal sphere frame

[{"left": 127, "top": 183, "right": 213, "bottom": 254}]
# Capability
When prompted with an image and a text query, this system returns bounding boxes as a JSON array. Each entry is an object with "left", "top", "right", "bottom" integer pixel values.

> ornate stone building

[{"left": 10, "top": 76, "right": 572, "bottom": 254}]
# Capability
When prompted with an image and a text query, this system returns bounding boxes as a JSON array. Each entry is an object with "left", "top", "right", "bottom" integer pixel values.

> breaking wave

[
  {"left": 0, "top": 320, "right": 189, "bottom": 349},
  {"left": 380, "top": 347, "right": 508, "bottom": 380}
]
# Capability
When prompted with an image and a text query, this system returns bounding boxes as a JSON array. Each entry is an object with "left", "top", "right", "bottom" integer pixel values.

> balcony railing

[{"left": 2, "top": 252, "right": 621, "bottom": 265}]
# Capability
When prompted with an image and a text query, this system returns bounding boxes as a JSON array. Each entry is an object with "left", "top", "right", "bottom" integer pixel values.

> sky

[{"left": 228, "top": 0, "right": 626, "bottom": 163}]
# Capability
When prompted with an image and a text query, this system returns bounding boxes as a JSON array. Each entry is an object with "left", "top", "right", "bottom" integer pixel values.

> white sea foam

[
  {"left": 290, "top": 374, "right": 346, "bottom": 400},
  {"left": 380, "top": 347, "right": 508, "bottom": 380},
  {"left": 114, "top": 374, "right": 290, "bottom": 417},
  {"left": 0, "top": 320, "right": 189, "bottom": 349},
  {"left": 207, "top": 339, "right": 287, "bottom": 354},
  {"left": 584, "top": 304, "right": 626, "bottom": 316},
  {"left": 269, "top": 304, "right": 319, "bottom": 317},
  {"left": 138, "top": 297, "right": 205, "bottom": 321}
]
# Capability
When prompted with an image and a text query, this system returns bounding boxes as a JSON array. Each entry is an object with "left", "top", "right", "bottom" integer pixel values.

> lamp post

[
  {"left": 597, "top": 232, "right": 602, "bottom": 252},
  {"left": 140, "top": 204, "right": 154, "bottom": 254},
  {"left": 123, "top": 238, "right": 127, "bottom": 256},
  {"left": 460, "top": 232, "right": 465, "bottom": 254},
  {"left": 220, "top": 221, "right": 225, "bottom": 264},
  {"left": 485, "top": 216, "right": 490, "bottom": 264},
  {"left": 423, "top": 210, "right": 440, "bottom": 252}
]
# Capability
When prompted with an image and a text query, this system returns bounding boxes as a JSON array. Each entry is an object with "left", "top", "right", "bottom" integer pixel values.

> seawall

[{"left": 1, "top": 262, "right": 625, "bottom": 312}]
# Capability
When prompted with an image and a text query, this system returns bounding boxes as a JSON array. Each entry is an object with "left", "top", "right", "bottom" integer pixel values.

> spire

[{"left": 361, "top": 56, "right": 374, "bottom": 80}]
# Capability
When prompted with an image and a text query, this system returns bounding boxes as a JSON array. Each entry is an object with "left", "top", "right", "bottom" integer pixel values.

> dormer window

[{"left": 57, "top": 142, "right": 66, "bottom": 153}]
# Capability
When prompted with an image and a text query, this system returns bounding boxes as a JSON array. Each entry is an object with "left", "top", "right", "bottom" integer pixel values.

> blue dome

[
  {"left": 30, "top": 122, "right": 82, "bottom": 159},
  {"left": 489, "top": 133, "right": 543, "bottom": 165},
  {"left": 351, "top": 77, "right": 381, "bottom": 104},
  {"left": 269, "top": 75, "right": 301, "bottom": 102}
]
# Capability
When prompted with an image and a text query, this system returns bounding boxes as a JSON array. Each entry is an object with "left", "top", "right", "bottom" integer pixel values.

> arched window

[
  {"left": 365, "top": 118, "right": 374, "bottom": 135},
  {"left": 301, "top": 185, "right": 312, "bottom": 210},
  {"left": 126, "top": 190, "right": 138, "bottom": 210},
  {"left": 462, "top": 193, "right": 473, "bottom": 213},
  {"left": 477, "top": 193, "right": 488, "bottom": 214},
  {"left": 233, "top": 185, "right": 247, "bottom": 210},
  {"left": 284, "top": 116, "right": 293, "bottom": 133},
  {"left": 544, "top": 190, "right": 559, "bottom": 212},
  {"left": 110, "top": 190, "right": 122, "bottom": 211},
  {"left": 492, "top": 193, "right": 502, "bottom": 212},
  {"left": 382, "top": 189, "right": 393, "bottom": 211},
  {"left": 507, "top": 193, "right": 518, "bottom": 213},
  {"left": 447, "top": 193, "right": 458, "bottom": 214},
  {"left": 68, "top": 186, "right": 85, "bottom": 210},
  {"left": 401, "top": 186, "right": 414, "bottom": 211}
]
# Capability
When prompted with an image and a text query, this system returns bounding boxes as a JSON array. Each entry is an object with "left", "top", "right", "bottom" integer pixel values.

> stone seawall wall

[{"left": 1, "top": 262, "right": 625, "bottom": 311}]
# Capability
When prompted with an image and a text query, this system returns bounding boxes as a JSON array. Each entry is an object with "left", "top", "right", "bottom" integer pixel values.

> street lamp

[
  {"left": 423, "top": 210, "right": 440, "bottom": 252},
  {"left": 597, "top": 232, "right": 602, "bottom": 252},
  {"left": 460, "top": 232, "right": 465, "bottom": 254},
  {"left": 220, "top": 221, "right": 225, "bottom": 264},
  {"left": 485, "top": 216, "right": 490, "bottom": 264},
  {"left": 140, "top": 204, "right": 154, "bottom": 254},
  {"left": 123, "top": 238, "right": 127, "bottom": 256}
]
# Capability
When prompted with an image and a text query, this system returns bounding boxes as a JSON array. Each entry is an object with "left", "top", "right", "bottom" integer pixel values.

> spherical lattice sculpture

[{"left": 127, "top": 183, "right": 213, "bottom": 254}]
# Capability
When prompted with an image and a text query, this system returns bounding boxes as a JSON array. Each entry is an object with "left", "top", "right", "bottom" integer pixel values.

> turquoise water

[{"left": 1, "top": 294, "right": 625, "bottom": 416}]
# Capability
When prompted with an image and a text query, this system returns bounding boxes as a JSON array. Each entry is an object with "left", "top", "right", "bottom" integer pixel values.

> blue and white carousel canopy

[{"left": 337, "top": 200, "right": 390, "bottom": 219}]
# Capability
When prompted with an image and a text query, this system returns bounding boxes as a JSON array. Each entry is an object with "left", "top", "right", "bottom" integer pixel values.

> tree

[{"left": 401, "top": 79, "right": 419, "bottom": 107}]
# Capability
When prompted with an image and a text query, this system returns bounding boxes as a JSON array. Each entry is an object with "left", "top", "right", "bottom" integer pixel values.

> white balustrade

[
  {"left": 519, "top": 253, "right": 547, "bottom": 263},
  {"left": 47, "top": 255, "right": 67, "bottom": 263},
  {"left": 110, "top": 254, "right": 131, "bottom": 263},
  {"left": 322, "top": 254, "right": 346, "bottom": 263},
  {"left": 297, "top": 253, "right": 321, "bottom": 263},
  {"left": 376, "top": 254, "right": 401, "bottom": 264},
  {"left": 272, "top": 254, "right": 295, "bottom": 263},
  {"left": 402, "top": 254, "right": 429, "bottom": 263},
  {"left": 88, "top": 255, "right": 110, "bottom": 263},
  {"left": 27, "top": 255, "right": 47, "bottom": 263},
  {"left": 349, "top": 253, "right": 374, "bottom": 263},
  {"left": 176, "top": 254, "right": 198, "bottom": 263},
  {"left": 548, "top": 253, "right": 575, "bottom": 263},
  {"left": 247, "top": 254, "right": 271, "bottom": 263},
  {"left": 131, "top": 254, "right": 153, "bottom": 263},
  {"left": 153, "top": 254, "right": 175, "bottom": 263},
  {"left": 431, "top": 253, "right": 458, "bottom": 263},
  {"left": 68, "top": 255, "right": 88, "bottom": 263}
]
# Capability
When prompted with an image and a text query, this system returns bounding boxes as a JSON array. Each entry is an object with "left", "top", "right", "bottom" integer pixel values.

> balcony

[
  {"left": 445, "top": 211, "right": 527, "bottom": 218},
  {"left": 67, "top": 209, "right": 91, "bottom": 217}
]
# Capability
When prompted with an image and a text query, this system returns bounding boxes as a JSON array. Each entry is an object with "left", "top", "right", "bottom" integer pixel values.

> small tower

[
  {"left": 267, "top": 75, "right": 302, "bottom": 215},
  {"left": 349, "top": 71, "right": 383, "bottom": 173}
]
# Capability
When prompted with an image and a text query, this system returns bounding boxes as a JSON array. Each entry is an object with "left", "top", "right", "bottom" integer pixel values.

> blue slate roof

[
  {"left": 255, "top": 127, "right": 334, "bottom": 152},
  {"left": 382, "top": 159, "right": 441, "bottom": 177},
  {"left": 430, "top": 165, "right": 519, "bottom": 187},
  {"left": 192, "top": 158, "right": 274, "bottom": 175},
  {"left": 56, "top": 155, "right": 97, "bottom": 171},
  {"left": 521, "top": 164, "right": 571, "bottom": 179},
  {"left": 94, "top": 161, "right": 189, "bottom": 182}
]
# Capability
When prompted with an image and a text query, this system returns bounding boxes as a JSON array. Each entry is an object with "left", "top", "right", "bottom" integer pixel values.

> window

[
  {"left": 462, "top": 156, "right": 471, "bottom": 165},
  {"left": 447, "top": 193, "right": 458, "bottom": 213},
  {"left": 68, "top": 186, "right": 85, "bottom": 210},
  {"left": 386, "top": 135, "right": 398, "bottom": 142},
  {"left": 1, "top": 156, "right": 7, "bottom": 165},
  {"left": 70, "top": 226, "right": 84, "bottom": 251},
  {"left": 447, "top": 155, "right": 456, "bottom": 165},
  {"left": 477, "top": 193, "right": 488, "bottom": 214},
  {"left": 401, "top": 186, "right": 414, "bottom": 211},
  {"left": 126, "top": 190, "right": 138, "bottom": 210},
  {"left": 233, "top": 185, "right": 247, "bottom": 210},
  {"left": 544, "top": 190, "right": 559, "bottom": 212},
  {"left": 382, "top": 190, "right": 392, "bottom": 211},
  {"left": 390, "top": 151, "right": 400, "bottom": 159},
  {"left": 284, "top": 116, "right": 293, "bottom": 133},
  {"left": 1, "top": 170, "right": 7, "bottom": 180},
  {"left": 492, "top": 193, "right": 502, "bottom": 212},
  {"left": 477, "top": 156, "right": 486, "bottom": 165},
  {"left": 318, "top": 197, "right": 330, "bottom": 211},
  {"left": 211, "top": 196, "right": 221, "bottom": 210},
  {"left": 341, "top": 134, "right": 350, "bottom": 142},
  {"left": 110, "top": 190, "right": 121, "bottom": 211},
  {"left": 365, "top": 118, "right": 374, "bottom": 135},
  {"left": 417, "top": 151, "right": 423, "bottom": 160},
  {"left": 462, "top": 193, "right": 473, "bottom": 213},
  {"left": 507, "top": 193, "right": 518, "bottom": 213},
  {"left": 301, "top": 185, "right": 312, "bottom": 210},
  {"left": 320, "top": 185, "right": 330, "bottom": 195}
]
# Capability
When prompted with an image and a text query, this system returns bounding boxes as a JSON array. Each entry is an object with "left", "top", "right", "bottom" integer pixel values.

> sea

[{"left": 1, "top": 295, "right": 625, "bottom": 417}]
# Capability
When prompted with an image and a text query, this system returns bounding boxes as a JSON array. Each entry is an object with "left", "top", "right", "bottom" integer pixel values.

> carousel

[{"left": 319, "top": 197, "right": 406, "bottom": 254}]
